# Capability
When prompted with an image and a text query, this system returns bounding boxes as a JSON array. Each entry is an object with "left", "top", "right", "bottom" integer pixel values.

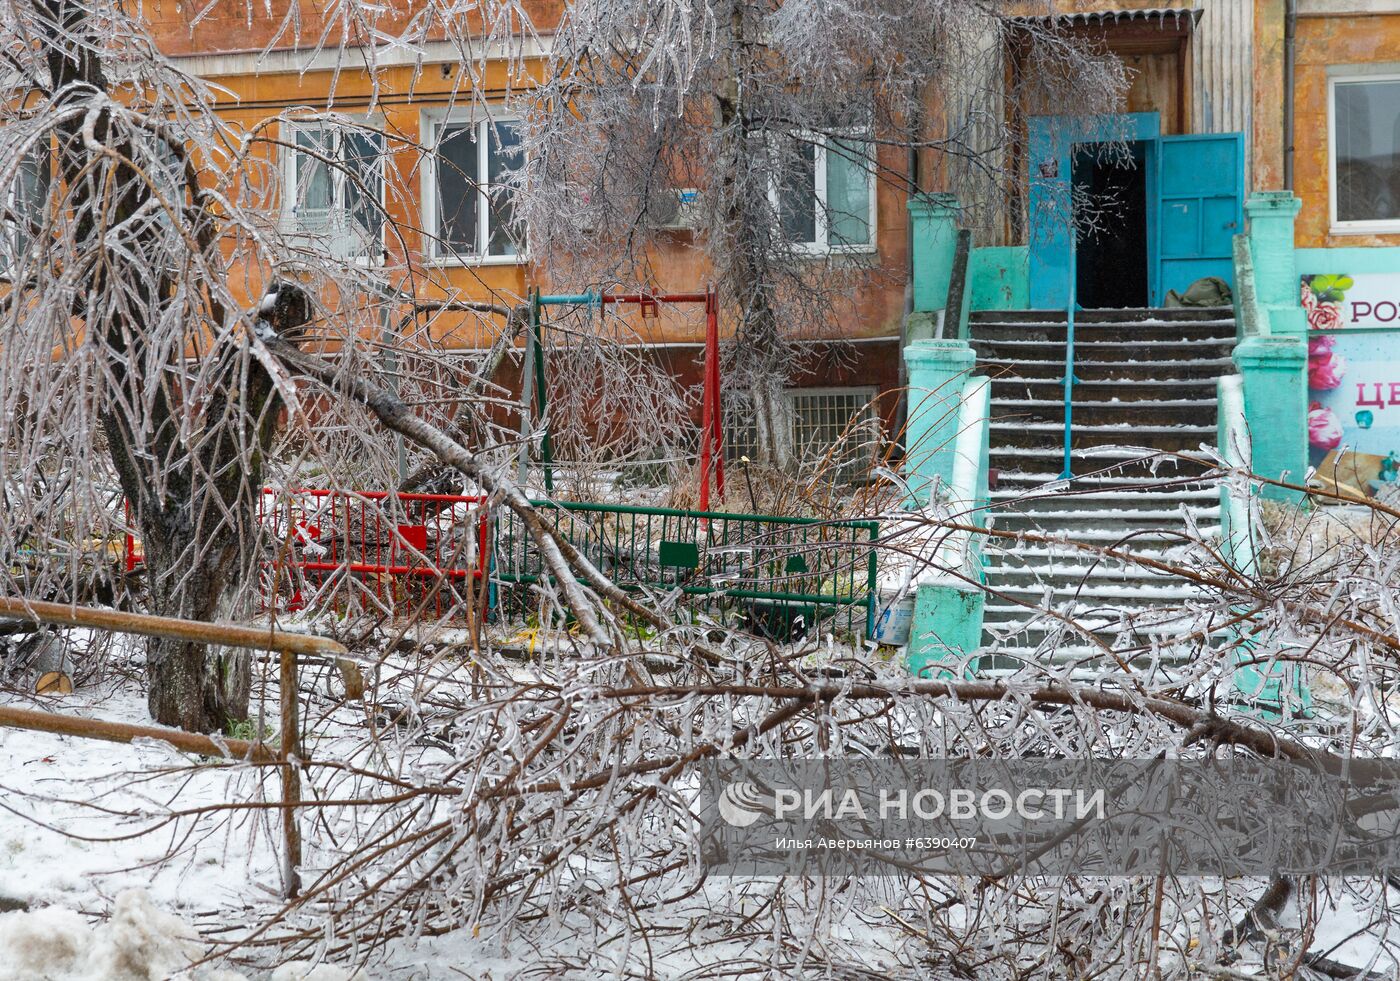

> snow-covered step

[
  {"left": 985, "top": 525, "right": 1218, "bottom": 546},
  {"left": 990, "top": 378, "right": 1220, "bottom": 401},
  {"left": 982, "top": 604, "right": 1215, "bottom": 633},
  {"left": 991, "top": 426, "right": 1216, "bottom": 452},
  {"left": 975, "top": 336, "right": 1235, "bottom": 353},
  {"left": 991, "top": 512, "right": 1220, "bottom": 534},
  {"left": 992, "top": 505, "right": 1221, "bottom": 524},
  {"left": 982, "top": 566, "right": 1194, "bottom": 588},
  {"left": 988, "top": 445, "right": 1214, "bottom": 463},
  {"left": 978, "top": 357, "right": 1235, "bottom": 380},
  {"left": 971, "top": 306, "right": 1233, "bottom": 664},
  {"left": 970, "top": 306, "right": 1232, "bottom": 323},
  {"left": 985, "top": 582, "right": 1211, "bottom": 603},
  {"left": 992, "top": 401, "right": 1217, "bottom": 426},
  {"left": 991, "top": 485, "right": 1218, "bottom": 502},
  {"left": 990, "top": 472, "right": 1220, "bottom": 492}
]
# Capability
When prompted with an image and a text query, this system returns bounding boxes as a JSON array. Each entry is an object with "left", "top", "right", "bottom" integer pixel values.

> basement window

[
  {"left": 1329, "top": 73, "right": 1400, "bottom": 234},
  {"left": 725, "top": 387, "right": 880, "bottom": 482}
]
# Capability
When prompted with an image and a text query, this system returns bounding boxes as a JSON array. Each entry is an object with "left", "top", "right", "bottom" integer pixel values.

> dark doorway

[{"left": 1072, "top": 140, "right": 1149, "bottom": 309}]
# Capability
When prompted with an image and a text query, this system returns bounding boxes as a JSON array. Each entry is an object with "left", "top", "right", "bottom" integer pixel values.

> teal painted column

[
  {"left": 1235, "top": 336, "right": 1307, "bottom": 501},
  {"left": 903, "top": 375, "right": 991, "bottom": 678},
  {"left": 1245, "top": 192, "right": 1305, "bottom": 335},
  {"left": 903, "top": 340, "right": 976, "bottom": 506},
  {"left": 908, "top": 193, "right": 961, "bottom": 313},
  {"left": 908, "top": 582, "right": 983, "bottom": 678}
]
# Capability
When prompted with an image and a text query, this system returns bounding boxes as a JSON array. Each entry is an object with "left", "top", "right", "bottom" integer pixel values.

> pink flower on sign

[
  {"left": 1308, "top": 302, "right": 1343, "bottom": 331},
  {"left": 1301, "top": 283, "right": 1317, "bottom": 312},
  {"left": 1308, "top": 333, "right": 1335, "bottom": 357},
  {"left": 1308, "top": 403, "right": 1343, "bottom": 450},
  {"left": 1308, "top": 351, "right": 1346, "bottom": 390}
]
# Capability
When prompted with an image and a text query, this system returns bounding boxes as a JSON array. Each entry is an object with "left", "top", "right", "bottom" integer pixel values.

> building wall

[
  {"left": 137, "top": 1, "right": 910, "bottom": 360},
  {"left": 1193, "top": 0, "right": 1254, "bottom": 142},
  {"left": 1253, "top": 0, "right": 1400, "bottom": 248}
]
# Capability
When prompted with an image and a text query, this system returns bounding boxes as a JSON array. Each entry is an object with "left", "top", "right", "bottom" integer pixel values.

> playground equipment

[
  {"left": 125, "top": 491, "right": 878, "bottom": 638},
  {"left": 525, "top": 286, "right": 725, "bottom": 508}
]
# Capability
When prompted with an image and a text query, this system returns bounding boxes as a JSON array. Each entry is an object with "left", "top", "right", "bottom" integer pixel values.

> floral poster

[
  {"left": 1304, "top": 276, "right": 1400, "bottom": 486},
  {"left": 1301, "top": 273, "right": 1400, "bottom": 330}
]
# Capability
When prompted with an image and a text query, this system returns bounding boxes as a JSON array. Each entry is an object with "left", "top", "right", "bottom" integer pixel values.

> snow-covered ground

[{"left": 4, "top": 638, "right": 1400, "bottom": 979}]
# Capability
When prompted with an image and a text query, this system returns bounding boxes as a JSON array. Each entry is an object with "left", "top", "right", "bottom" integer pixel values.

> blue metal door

[
  {"left": 1028, "top": 113, "right": 1161, "bottom": 309},
  {"left": 1155, "top": 133, "right": 1244, "bottom": 304}
]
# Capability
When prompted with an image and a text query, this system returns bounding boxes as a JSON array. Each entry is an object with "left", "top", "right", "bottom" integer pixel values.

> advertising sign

[
  {"left": 1301, "top": 273, "right": 1400, "bottom": 330},
  {"left": 1303, "top": 273, "right": 1400, "bottom": 486},
  {"left": 1307, "top": 330, "right": 1400, "bottom": 485}
]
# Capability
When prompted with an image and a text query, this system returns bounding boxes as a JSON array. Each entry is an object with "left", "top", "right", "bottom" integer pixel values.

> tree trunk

[
  {"left": 144, "top": 566, "right": 249, "bottom": 733},
  {"left": 713, "top": 0, "right": 796, "bottom": 472},
  {"left": 750, "top": 374, "right": 793, "bottom": 472}
]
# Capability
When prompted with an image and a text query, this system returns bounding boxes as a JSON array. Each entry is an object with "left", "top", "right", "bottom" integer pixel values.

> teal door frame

[{"left": 1028, "top": 112, "right": 1161, "bottom": 310}]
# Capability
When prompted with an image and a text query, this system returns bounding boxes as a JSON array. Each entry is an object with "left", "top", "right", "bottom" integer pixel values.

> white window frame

[
  {"left": 2, "top": 152, "right": 47, "bottom": 272},
  {"left": 421, "top": 110, "right": 527, "bottom": 266},
  {"left": 770, "top": 132, "right": 878, "bottom": 256},
  {"left": 1327, "top": 70, "right": 1400, "bottom": 236},
  {"left": 281, "top": 118, "right": 387, "bottom": 264}
]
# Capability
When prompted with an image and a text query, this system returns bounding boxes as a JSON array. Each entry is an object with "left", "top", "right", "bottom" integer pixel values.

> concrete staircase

[{"left": 969, "top": 307, "right": 1233, "bottom": 667}]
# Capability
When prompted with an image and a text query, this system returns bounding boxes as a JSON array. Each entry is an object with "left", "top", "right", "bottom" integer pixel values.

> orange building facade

[{"left": 133, "top": 1, "right": 1400, "bottom": 460}]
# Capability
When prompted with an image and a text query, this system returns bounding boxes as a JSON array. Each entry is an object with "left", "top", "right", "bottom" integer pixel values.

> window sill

[
  {"left": 428, "top": 254, "right": 530, "bottom": 268},
  {"left": 1329, "top": 221, "right": 1400, "bottom": 237},
  {"left": 788, "top": 246, "right": 880, "bottom": 261}
]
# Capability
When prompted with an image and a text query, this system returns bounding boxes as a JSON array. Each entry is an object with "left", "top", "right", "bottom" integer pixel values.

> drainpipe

[
  {"left": 1283, "top": 0, "right": 1297, "bottom": 189},
  {"left": 896, "top": 138, "right": 921, "bottom": 445}
]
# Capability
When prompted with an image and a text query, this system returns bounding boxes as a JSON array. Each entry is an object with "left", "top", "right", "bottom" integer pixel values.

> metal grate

[{"left": 725, "top": 386, "right": 879, "bottom": 481}]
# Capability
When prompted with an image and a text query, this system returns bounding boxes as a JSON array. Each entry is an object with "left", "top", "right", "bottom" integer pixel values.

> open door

[
  {"left": 1028, "top": 112, "right": 1161, "bottom": 309},
  {"left": 1155, "top": 133, "right": 1244, "bottom": 305}
]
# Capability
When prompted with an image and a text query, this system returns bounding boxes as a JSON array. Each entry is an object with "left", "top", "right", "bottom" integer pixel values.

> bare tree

[
  {"left": 516, "top": 0, "right": 1126, "bottom": 468},
  {"left": 0, "top": 0, "right": 554, "bottom": 731}
]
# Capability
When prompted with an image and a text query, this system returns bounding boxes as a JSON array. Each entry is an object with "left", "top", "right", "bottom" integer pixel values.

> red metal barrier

[{"left": 125, "top": 490, "right": 489, "bottom": 620}]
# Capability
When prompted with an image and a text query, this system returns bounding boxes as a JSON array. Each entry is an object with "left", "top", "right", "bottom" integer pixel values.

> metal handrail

[{"left": 1060, "top": 242, "right": 1078, "bottom": 480}]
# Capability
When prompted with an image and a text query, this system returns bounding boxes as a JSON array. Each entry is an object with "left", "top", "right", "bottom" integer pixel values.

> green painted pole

[{"left": 531, "top": 288, "right": 555, "bottom": 494}]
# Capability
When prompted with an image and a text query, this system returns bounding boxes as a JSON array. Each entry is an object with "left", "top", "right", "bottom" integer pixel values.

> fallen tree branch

[
  {"left": 260, "top": 336, "right": 678, "bottom": 647},
  {"left": 0, "top": 595, "right": 347, "bottom": 658}
]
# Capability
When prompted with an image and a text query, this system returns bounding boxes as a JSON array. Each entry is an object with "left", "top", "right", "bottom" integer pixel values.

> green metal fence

[{"left": 492, "top": 501, "right": 879, "bottom": 639}]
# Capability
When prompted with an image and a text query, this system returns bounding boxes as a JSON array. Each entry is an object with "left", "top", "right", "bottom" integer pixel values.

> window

[
  {"left": 1329, "top": 73, "right": 1400, "bottom": 233},
  {"left": 425, "top": 115, "right": 524, "bottom": 262},
  {"left": 2, "top": 152, "right": 47, "bottom": 271},
  {"left": 725, "top": 386, "right": 880, "bottom": 483},
  {"left": 283, "top": 122, "right": 385, "bottom": 260},
  {"left": 774, "top": 135, "right": 876, "bottom": 253}
]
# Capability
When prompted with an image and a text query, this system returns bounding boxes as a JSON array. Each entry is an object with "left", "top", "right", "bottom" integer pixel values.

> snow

[
  {"left": 0, "top": 892, "right": 367, "bottom": 980},
  {"left": 0, "top": 890, "right": 234, "bottom": 981},
  {"left": 0, "top": 676, "right": 365, "bottom": 978}
]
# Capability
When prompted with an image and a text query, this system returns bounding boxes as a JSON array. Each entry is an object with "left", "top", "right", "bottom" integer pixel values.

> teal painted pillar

[
  {"left": 908, "top": 582, "right": 982, "bottom": 678},
  {"left": 1245, "top": 192, "right": 1305, "bottom": 335},
  {"left": 909, "top": 193, "right": 961, "bottom": 313},
  {"left": 903, "top": 340, "right": 976, "bottom": 506},
  {"left": 1235, "top": 336, "right": 1307, "bottom": 501}
]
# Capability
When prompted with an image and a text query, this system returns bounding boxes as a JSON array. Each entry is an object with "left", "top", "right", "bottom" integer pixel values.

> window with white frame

[
  {"left": 283, "top": 122, "right": 386, "bottom": 260},
  {"left": 1330, "top": 73, "right": 1400, "bottom": 232},
  {"left": 774, "top": 135, "right": 876, "bottom": 253},
  {"left": 426, "top": 115, "right": 524, "bottom": 261},
  {"left": 2, "top": 152, "right": 47, "bottom": 270}
]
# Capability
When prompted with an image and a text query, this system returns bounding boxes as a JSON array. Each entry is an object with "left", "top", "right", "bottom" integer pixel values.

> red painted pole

[
  {"left": 708, "top": 287, "right": 725, "bottom": 501},
  {"left": 699, "top": 290, "right": 715, "bottom": 512}
]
